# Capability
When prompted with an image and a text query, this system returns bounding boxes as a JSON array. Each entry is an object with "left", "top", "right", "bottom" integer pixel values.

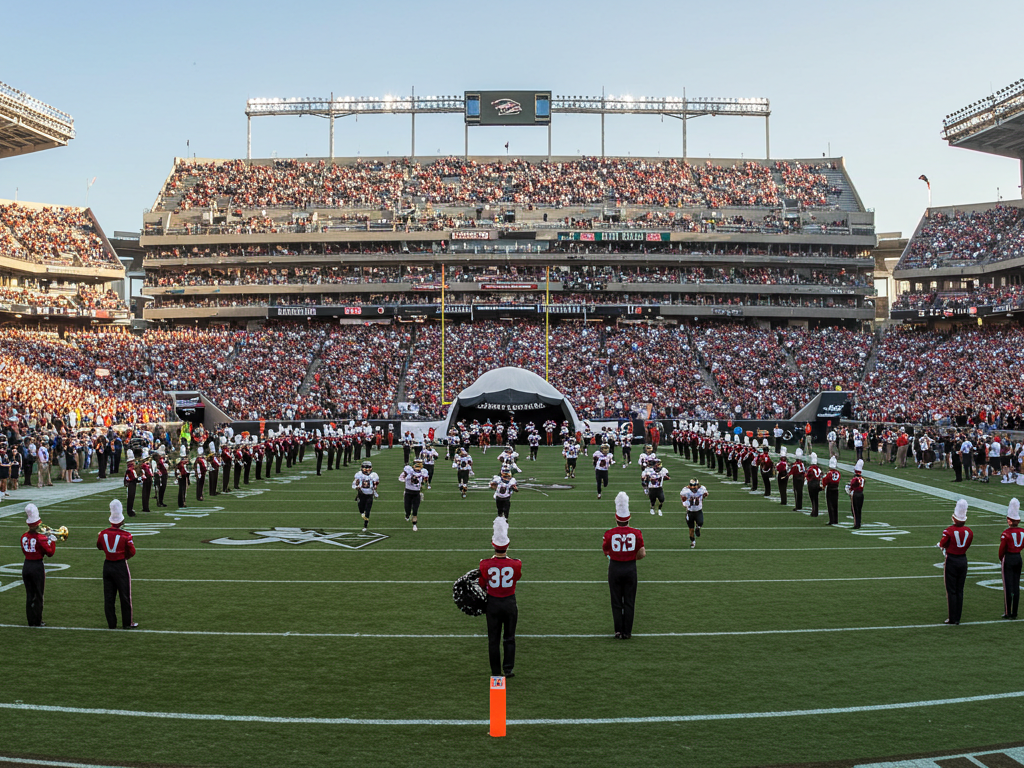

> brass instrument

[{"left": 39, "top": 524, "right": 69, "bottom": 542}]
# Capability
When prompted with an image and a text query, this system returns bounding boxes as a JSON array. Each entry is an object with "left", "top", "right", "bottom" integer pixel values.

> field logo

[{"left": 206, "top": 527, "right": 389, "bottom": 549}]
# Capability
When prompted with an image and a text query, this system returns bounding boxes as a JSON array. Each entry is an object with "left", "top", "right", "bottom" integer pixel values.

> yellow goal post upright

[
  {"left": 545, "top": 265, "right": 550, "bottom": 382},
  {"left": 441, "top": 263, "right": 452, "bottom": 406}
]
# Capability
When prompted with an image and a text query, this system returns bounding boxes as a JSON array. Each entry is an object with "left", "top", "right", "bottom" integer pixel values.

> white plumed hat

[
  {"left": 953, "top": 499, "right": 968, "bottom": 522},
  {"left": 829, "top": 456, "right": 838, "bottom": 469},
  {"left": 126, "top": 449, "right": 136, "bottom": 462},
  {"left": 491, "top": 515, "right": 510, "bottom": 549},
  {"left": 1008, "top": 498, "right": 1020, "bottom": 522},
  {"left": 25, "top": 503, "right": 40, "bottom": 526},
  {"left": 854, "top": 459, "right": 864, "bottom": 472},
  {"left": 180, "top": 445, "right": 187, "bottom": 458},
  {"left": 781, "top": 447, "right": 787, "bottom": 457},
  {"left": 615, "top": 491, "right": 631, "bottom": 521},
  {"left": 197, "top": 446, "right": 204, "bottom": 456},
  {"left": 109, "top": 499, "right": 124, "bottom": 525},
  {"left": 795, "top": 448, "right": 803, "bottom": 458},
  {"left": 810, "top": 452, "right": 818, "bottom": 465}
]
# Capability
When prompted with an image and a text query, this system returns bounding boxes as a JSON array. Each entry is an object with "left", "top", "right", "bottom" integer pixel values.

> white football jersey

[
  {"left": 353, "top": 471, "right": 379, "bottom": 494},
  {"left": 642, "top": 467, "right": 670, "bottom": 489},
  {"left": 681, "top": 485, "right": 708, "bottom": 510},
  {"left": 456, "top": 455, "right": 473, "bottom": 471},
  {"left": 492, "top": 476, "right": 517, "bottom": 499},
  {"left": 563, "top": 442, "right": 580, "bottom": 459},
  {"left": 594, "top": 451, "right": 614, "bottom": 471},
  {"left": 400, "top": 467, "right": 429, "bottom": 491}
]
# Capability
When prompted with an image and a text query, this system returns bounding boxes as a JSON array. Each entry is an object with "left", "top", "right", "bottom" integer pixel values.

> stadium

[{"left": 2, "top": 69, "right": 1024, "bottom": 768}]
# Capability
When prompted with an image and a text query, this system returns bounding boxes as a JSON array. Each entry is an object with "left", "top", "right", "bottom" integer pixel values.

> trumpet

[{"left": 39, "top": 524, "right": 69, "bottom": 542}]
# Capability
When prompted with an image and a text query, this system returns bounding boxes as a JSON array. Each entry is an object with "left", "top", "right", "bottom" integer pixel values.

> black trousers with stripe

[
  {"left": 944, "top": 554, "right": 968, "bottom": 624},
  {"left": 103, "top": 559, "right": 133, "bottom": 629},
  {"left": 608, "top": 559, "right": 638, "bottom": 636},
  {"left": 1002, "top": 552, "right": 1021, "bottom": 618},
  {"left": 22, "top": 559, "right": 45, "bottom": 626},
  {"left": 486, "top": 594, "right": 518, "bottom": 676}
]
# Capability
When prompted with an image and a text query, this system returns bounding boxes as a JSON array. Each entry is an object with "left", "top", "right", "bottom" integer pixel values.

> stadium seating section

[
  {"left": 0, "top": 202, "right": 121, "bottom": 269},
  {"left": 4, "top": 321, "right": 1022, "bottom": 431},
  {"left": 897, "top": 205, "right": 1024, "bottom": 270},
  {"left": 153, "top": 158, "right": 855, "bottom": 216}
]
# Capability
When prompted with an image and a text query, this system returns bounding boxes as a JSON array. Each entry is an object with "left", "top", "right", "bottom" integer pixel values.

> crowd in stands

[
  {"left": 899, "top": 206, "right": 1024, "bottom": 269},
  {"left": 779, "top": 327, "right": 873, "bottom": 394},
  {"left": 157, "top": 157, "right": 854, "bottom": 215},
  {"left": 4, "top": 317, "right": 1024, "bottom": 429},
  {"left": 0, "top": 203, "right": 119, "bottom": 268},
  {"left": 893, "top": 283, "right": 1024, "bottom": 312},
  {"left": 853, "top": 325, "right": 1024, "bottom": 427},
  {"left": 307, "top": 325, "right": 410, "bottom": 420}
]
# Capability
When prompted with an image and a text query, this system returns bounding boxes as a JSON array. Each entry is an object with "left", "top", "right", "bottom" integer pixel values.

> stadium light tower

[
  {"left": 942, "top": 77, "right": 1024, "bottom": 198},
  {"left": 0, "top": 80, "right": 75, "bottom": 159},
  {"left": 244, "top": 89, "right": 771, "bottom": 161}
]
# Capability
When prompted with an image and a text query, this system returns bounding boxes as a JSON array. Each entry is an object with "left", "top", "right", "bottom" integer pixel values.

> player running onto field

[
  {"left": 643, "top": 458, "right": 670, "bottom": 516},
  {"left": 681, "top": 478, "right": 709, "bottom": 548}
]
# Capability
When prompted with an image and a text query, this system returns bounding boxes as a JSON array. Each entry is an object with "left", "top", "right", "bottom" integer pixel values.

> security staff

[
  {"left": 999, "top": 498, "right": 1022, "bottom": 620},
  {"left": 399, "top": 459, "right": 429, "bottom": 532},
  {"left": 97, "top": 499, "right": 138, "bottom": 629},
  {"left": 937, "top": 499, "right": 973, "bottom": 625},
  {"left": 21, "top": 504, "right": 56, "bottom": 627},
  {"left": 479, "top": 516, "right": 521, "bottom": 677},
  {"left": 603, "top": 492, "right": 645, "bottom": 639}
]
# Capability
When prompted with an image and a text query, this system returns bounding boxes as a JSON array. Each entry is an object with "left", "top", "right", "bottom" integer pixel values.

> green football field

[{"left": 1, "top": 444, "right": 1023, "bottom": 768}]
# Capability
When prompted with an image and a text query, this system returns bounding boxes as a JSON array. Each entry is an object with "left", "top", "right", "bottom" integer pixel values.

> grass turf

[{"left": 1, "top": 444, "right": 1022, "bottom": 768}]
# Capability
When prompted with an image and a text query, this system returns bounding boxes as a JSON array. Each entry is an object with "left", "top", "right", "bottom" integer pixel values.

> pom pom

[{"left": 452, "top": 569, "right": 488, "bottom": 616}]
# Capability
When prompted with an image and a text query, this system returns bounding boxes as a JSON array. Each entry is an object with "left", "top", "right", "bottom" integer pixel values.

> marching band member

[
  {"left": 176, "top": 446, "right": 190, "bottom": 509},
  {"left": 603, "top": 492, "right": 645, "bottom": 638},
  {"left": 999, "top": 499, "right": 1022, "bottom": 620},
  {"left": 480, "top": 515, "right": 521, "bottom": 677},
  {"left": 123, "top": 450, "right": 139, "bottom": 518},
  {"left": 21, "top": 504, "right": 56, "bottom": 626},
  {"left": 938, "top": 500, "right": 973, "bottom": 625},
  {"left": 805, "top": 453, "right": 823, "bottom": 517},
  {"left": 98, "top": 499, "right": 137, "bottom": 629}
]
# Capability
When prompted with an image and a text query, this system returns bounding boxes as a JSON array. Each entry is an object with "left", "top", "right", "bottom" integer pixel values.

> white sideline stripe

[
  {"left": 5, "top": 690, "right": 1024, "bottom": 725},
  {"left": 41, "top": 574, "right": 945, "bottom": 585},
  {"left": 0, "top": 757, "right": 127, "bottom": 768},
  {"left": 0, "top": 478, "right": 123, "bottom": 517},
  {"left": 834, "top": 461, "right": 1010, "bottom": 515},
  {"left": 0, "top": 618, "right": 1015, "bottom": 638}
]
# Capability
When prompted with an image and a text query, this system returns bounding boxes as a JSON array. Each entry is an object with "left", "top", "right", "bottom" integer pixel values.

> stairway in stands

[
  {"left": 392, "top": 325, "right": 418, "bottom": 411},
  {"left": 858, "top": 328, "right": 885, "bottom": 383}
]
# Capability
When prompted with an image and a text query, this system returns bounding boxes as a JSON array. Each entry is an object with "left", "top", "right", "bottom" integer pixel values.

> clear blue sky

[{"left": 2, "top": 0, "right": 1022, "bottom": 237}]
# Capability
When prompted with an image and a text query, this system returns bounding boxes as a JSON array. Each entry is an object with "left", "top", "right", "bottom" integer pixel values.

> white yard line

[
  {"left": 3, "top": 689, "right": 1023, "bottom": 726},
  {"left": 0, "top": 618, "right": 1016, "bottom": 639}
]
